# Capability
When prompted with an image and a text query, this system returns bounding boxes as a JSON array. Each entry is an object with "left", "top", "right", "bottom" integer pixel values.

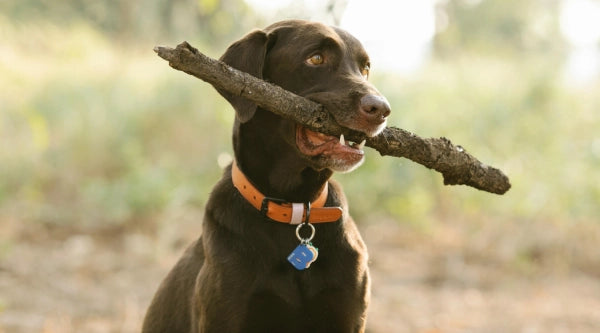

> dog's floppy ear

[{"left": 218, "top": 30, "right": 272, "bottom": 123}]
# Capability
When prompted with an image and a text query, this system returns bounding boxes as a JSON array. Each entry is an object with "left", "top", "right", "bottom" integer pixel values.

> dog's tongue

[{"left": 296, "top": 126, "right": 365, "bottom": 157}]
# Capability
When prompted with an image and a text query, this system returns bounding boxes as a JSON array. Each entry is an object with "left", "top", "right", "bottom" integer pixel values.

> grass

[{"left": 0, "top": 17, "right": 231, "bottom": 232}]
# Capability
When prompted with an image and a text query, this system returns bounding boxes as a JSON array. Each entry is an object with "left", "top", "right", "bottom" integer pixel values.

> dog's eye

[
  {"left": 306, "top": 54, "right": 324, "bottom": 66},
  {"left": 361, "top": 64, "right": 370, "bottom": 78}
]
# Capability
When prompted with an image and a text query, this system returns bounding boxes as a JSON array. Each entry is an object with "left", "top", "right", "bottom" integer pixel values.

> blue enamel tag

[{"left": 287, "top": 243, "right": 318, "bottom": 270}]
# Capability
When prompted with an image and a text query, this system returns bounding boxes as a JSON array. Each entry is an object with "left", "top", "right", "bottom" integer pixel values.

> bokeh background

[{"left": 1, "top": 0, "right": 599, "bottom": 332}]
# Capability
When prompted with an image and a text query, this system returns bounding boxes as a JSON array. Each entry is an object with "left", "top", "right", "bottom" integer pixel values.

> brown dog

[{"left": 142, "top": 19, "right": 390, "bottom": 333}]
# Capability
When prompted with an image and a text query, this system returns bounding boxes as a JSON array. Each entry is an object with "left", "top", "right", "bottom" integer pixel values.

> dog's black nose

[{"left": 360, "top": 94, "right": 391, "bottom": 123}]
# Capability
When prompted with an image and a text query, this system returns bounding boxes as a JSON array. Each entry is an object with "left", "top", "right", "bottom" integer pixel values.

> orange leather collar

[{"left": 231, "top": 161, "right": 343, "bottom": 224}]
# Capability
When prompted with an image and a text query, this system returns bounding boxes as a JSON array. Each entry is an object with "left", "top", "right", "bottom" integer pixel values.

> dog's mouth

[{"left": 296, "top": 125, "right": 366, "bottom": 171}]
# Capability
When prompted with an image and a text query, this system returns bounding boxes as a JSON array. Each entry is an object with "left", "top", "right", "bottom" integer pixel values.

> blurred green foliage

[
  {"left": 0, "top": 0, "right": 599, "bottom": 235},
  {"left": 0, "top": 0, "right": 258, "bottom": 48}
]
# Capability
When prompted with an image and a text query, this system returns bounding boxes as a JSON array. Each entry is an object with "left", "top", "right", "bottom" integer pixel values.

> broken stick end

[{"left": 443, "top": 172, "right": 511, "bottom": 195}]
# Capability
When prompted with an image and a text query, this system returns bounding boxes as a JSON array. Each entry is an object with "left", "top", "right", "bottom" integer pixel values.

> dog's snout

[{"left": 360, "top": 94, "right": 391, "bottom": 122}]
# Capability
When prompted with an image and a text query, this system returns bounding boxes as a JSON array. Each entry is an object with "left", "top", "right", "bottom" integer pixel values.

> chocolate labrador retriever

[{"left": 142, "top": 19, "right": 390, "bottom": 333}]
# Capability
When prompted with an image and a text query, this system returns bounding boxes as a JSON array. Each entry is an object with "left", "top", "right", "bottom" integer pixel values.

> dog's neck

[
  {"left": 235, "top": 154, "right": 332, "bottom": 203},
  {"left": 233, "top": 112, "right": 333, "bottom": 203}
]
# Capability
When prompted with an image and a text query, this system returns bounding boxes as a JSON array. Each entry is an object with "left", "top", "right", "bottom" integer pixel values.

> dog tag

[{"left": 287, "top": 243, "right": 318, "bottom": 270}]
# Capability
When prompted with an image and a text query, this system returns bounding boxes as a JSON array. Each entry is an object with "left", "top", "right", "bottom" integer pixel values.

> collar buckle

[{"left": 260, "top": 196, "right": 289, "bottom": 217}]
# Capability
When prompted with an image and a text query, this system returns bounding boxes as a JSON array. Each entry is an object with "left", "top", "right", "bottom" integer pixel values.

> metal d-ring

[
  {"left": 304, "top": 201, "right": 311, "bottom": 224},
  {"left": 295, "top": 222, "right": 315, "bottom": 243}
]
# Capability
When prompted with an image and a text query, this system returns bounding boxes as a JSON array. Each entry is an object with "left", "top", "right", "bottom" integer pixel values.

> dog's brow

[{"left": 314, "top": 36, "right": 342, "bottom": 51}]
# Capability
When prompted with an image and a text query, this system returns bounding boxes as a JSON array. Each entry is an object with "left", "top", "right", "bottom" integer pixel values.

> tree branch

[{"left": 154, "top": 41, "right": 511, "bottom": 195}]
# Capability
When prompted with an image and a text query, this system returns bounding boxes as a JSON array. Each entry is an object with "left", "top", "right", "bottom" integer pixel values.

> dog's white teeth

[
  {"left": 357, "top": 140, "right": 366, "bottom": 150},
  {"left": 339, "top": 134, "right": 345, "bottom": 146}
]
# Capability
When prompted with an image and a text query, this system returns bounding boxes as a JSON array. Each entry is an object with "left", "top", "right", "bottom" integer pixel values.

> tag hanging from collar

[{"left": 287, "top": 204, "right": 319, "bottom": 270}]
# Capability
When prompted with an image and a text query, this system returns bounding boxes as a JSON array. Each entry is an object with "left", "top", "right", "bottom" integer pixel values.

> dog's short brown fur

[{"left": 142, "top": 20, "right": 390, "bottom": 333}]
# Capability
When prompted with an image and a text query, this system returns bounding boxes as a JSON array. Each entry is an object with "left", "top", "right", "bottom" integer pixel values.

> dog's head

[{"left": 219, "top": 20, "right": 390, "bottom": 173}]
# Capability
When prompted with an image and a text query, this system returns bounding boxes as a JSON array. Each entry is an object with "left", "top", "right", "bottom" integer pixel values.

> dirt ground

[{"left": 1, "top": 218, "right": 599, "bottom": 333}]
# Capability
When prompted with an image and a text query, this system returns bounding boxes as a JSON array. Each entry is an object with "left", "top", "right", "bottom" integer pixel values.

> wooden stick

[{"left": 154, "top": 41, "right": 511, "bottom": 195}]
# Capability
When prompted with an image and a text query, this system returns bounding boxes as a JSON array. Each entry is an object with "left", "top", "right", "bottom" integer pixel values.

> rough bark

[{"left": 154, "top": 41, "right": 511, "bottom": 195}]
